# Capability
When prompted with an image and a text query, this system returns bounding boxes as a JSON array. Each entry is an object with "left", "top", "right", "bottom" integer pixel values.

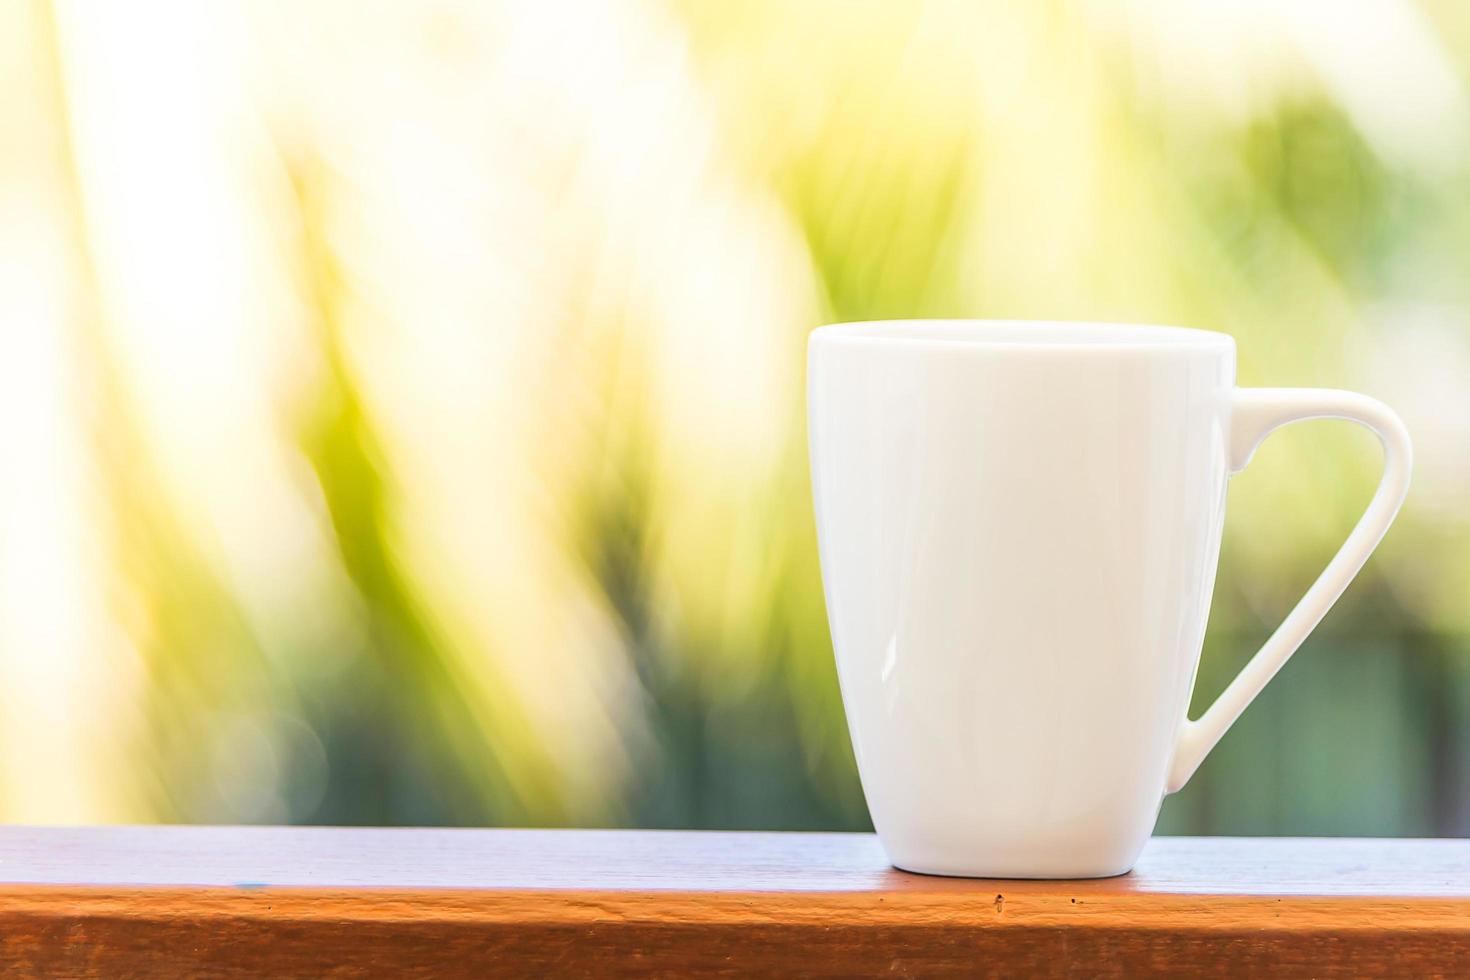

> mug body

[{"left": 808, "top": 320, "right": 1235, "bottom": 878}]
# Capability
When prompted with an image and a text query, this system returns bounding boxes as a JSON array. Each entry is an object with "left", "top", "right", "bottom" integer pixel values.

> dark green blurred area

[{"left": 7, "top": 0, "right": 1468, "bottom": 835}]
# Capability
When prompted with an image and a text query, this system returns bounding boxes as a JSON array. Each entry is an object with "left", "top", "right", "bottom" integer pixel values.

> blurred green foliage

[{"left": 3, "top": 0, "right": 1468, "bottom": 835}]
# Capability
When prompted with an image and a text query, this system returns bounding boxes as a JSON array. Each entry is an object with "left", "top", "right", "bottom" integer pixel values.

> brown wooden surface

[{"left": 0, "top": 828, "right": 1465, "bottom": 977}]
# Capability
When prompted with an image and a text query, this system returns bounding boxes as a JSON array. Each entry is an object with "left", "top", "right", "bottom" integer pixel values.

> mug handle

[{"left": 1166, "top": 387, "right": 1413, "bottom": 793}]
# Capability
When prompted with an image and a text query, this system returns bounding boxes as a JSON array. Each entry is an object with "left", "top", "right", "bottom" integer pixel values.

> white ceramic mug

[{"left": 808, "top": 320, "right": 1411, "bottom": 878}]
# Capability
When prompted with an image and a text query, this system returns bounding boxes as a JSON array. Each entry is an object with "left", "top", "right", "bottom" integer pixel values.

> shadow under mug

[{"left": 807, "top": 320, "right": 1411, "bottom": 878}]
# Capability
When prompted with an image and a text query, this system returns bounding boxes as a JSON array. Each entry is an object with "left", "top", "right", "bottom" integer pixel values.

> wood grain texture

[{"left": 0, "top": 828, "right": 1464, "bottom": 978}]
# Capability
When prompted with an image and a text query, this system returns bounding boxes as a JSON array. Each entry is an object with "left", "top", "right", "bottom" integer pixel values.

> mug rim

[{"left": 810, "top": 319, "right": 1235, "bottom": 351}]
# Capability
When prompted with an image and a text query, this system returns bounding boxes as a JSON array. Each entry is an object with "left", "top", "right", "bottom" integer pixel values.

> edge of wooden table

[{"left": 0, "top": 829, "right": 1463, "bottom": 977}]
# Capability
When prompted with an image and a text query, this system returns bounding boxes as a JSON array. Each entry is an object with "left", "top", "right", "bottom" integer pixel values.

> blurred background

[{"left": 2, "top": 0, "right": 1468, "bottom": 835}]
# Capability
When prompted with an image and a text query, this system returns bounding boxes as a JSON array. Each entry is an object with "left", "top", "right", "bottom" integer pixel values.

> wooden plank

[{"left": 0, "top": 829, "right": 1464, "bottom": 978}]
